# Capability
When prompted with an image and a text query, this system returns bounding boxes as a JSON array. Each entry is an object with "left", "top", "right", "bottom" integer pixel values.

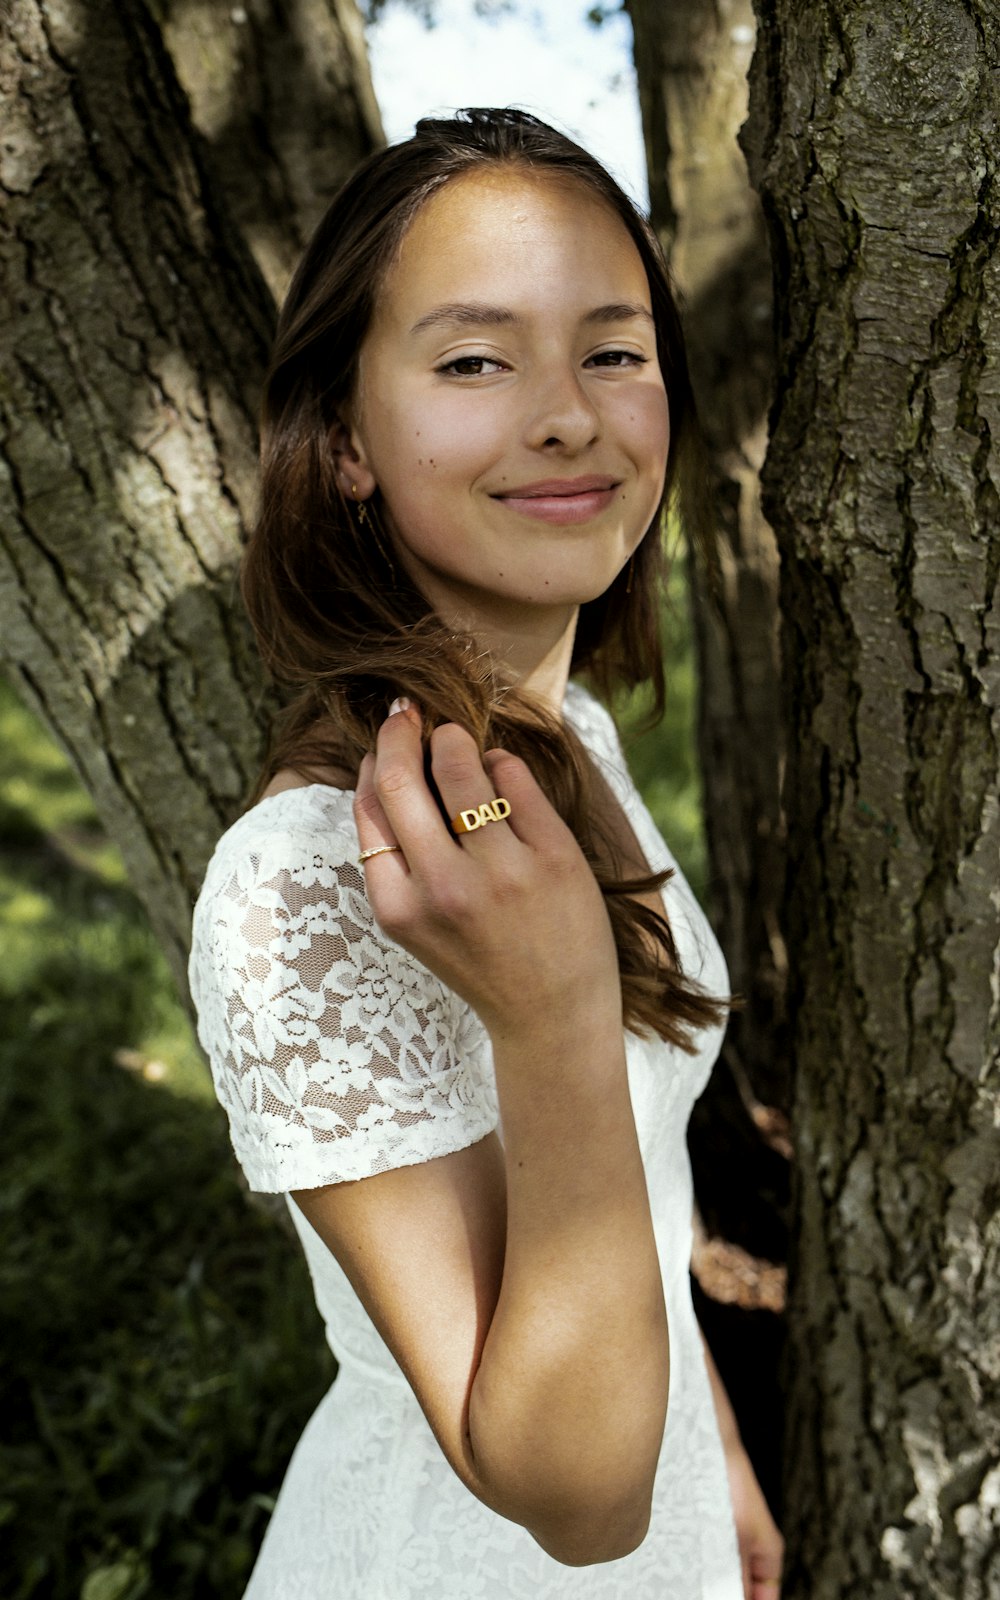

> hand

[
  {"left": 724, "top": 1444, "right": 784, "bottom": 1600},
  {"left": 353, "top": 701, "right": 622, "bottom": 1042}
]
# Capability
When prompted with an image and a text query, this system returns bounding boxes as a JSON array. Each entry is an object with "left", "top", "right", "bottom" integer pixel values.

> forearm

[{"left": 468, "top": 1007, "right": 669, "bottom": 1560}]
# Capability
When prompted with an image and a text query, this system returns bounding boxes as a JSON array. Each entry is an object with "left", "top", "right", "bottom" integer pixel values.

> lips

[
  {"left": 493, "top": 475, "right": 618, "bottom": 499},
  {"left": 490, "top": 474, "right": 621, "bottom": 525}
]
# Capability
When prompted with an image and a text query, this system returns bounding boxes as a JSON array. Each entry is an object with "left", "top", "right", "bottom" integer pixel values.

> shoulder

[
  {"left": 189, "top": 784, "right": 382, "bottom": 1020},
  {"left": 563, "top": 679, "right": 623, "bottom": 747},
  {"left": 193, "top": 783, "right": 358, "bottom": 912},
  {"left": 188, "top": 784, "right": 495, "bottom": 1193},
  {"left": 563, "top": 680, "right": 628, "bottom": 783}
]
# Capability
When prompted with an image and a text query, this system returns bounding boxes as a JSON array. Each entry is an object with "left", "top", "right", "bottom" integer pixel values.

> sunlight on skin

[{"left": 336, "top": 166, "right": 669, "bottom": 718}]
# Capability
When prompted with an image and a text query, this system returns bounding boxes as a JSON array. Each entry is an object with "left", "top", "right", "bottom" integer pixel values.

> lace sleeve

[{"left": 188, "top": 800, "right": 497, "bottom": 1193}]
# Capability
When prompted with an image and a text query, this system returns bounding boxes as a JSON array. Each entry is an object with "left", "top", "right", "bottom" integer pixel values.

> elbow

[
  {"left": 527, "top": 1493, "right": 653, "bottom": 1567},
  {"left": 469, "top": 1449, "right": 654, "bottom": 1566},
  {"left": 464, "top": 1389, "right": 663, "bottom": 1566}
]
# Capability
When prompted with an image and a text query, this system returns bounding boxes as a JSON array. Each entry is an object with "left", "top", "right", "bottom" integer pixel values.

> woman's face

[{"left": 342, "top": 166, "right": 670, "bottom": 638}]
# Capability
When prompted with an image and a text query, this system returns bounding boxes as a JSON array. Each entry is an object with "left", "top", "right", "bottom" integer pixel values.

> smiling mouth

[
  {"left": 493, "top": 476, "right": 619, "bottom": 499},
  {"left": 491, "top": 477, "right": 621, "bottom": 525}
]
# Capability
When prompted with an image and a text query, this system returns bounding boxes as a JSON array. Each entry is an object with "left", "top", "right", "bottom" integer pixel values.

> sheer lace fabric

[{"left": 189, "top": 682, "right": 744, "bottom": 1598}]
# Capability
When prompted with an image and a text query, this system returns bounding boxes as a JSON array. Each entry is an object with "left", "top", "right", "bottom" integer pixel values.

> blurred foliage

[
  {"left": 0, "top": 678, "right": 335, "bottom": 1600},
  {"left": 0, "top": 557, "right": 701, "bottom": 1597},
  {"left": 614, "top": 544, "right": 707, "bottom": 904}
]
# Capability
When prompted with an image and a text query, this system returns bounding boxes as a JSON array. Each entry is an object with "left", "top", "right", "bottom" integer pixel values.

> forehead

[{"left": 373, "top": 167, "right": 651, "bottom": 329}]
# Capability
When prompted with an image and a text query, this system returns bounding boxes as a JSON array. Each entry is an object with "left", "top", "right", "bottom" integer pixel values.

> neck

[
  {"left": 502, "top": 616, "right": 578, "bottom": 716},
  {"left": 451, "top": 602, "right": 579, "bottom": 718}
]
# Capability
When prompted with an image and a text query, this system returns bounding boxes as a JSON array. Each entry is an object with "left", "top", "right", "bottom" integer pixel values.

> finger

[
  {"left": 749, "top": 1538, "right": 784, "bottom": 1579},
  {"left": 371, "top": 704, "right": 464, "bottom": 874},
  {"left": 354, "top": 750, "right": 409, "bottom": 887},
  {"left": 428, "top": 724, "right": 517, "bottom": 853},
  {"left": 481, "top": 747, "right": 572, "bottom": 853},
  {"left": 749, "top": 1544, "right": 783, "bottom": 1599}
]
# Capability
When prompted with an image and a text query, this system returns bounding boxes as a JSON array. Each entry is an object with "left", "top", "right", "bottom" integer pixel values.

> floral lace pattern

[
  {"left": 190, "top": 805, "right": 497, "bottom": 1193},
  {"left": 188, "top": 682, "right": 744, "bottom": 1599}
]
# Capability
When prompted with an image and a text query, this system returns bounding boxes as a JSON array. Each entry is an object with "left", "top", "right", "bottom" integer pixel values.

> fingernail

[{"left": 388, "top": 695, "right": 412, "bottom": 717}]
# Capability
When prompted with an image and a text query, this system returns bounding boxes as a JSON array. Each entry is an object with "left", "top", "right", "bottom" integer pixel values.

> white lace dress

[{"left": 188, "top": 681, "right": 744, "bottom": 1600}]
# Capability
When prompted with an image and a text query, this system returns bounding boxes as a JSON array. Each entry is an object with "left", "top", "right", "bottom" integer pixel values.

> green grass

[
  {"left": 0, "top": 568, "right": 702, "bottom": 1599},
  {"left": 0, "top": 678, "right": 335, "bottom": 1600}
]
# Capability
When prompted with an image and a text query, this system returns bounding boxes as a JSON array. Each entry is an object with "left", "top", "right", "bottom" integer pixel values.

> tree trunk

[
  {"left": 628, "top": 0, "right": 789, "bottom": 1206},
  {"left": 0, "top": 0, "right": 374, "bottom": 1004},
  {"left": 160, "top": 0, "right": 383, "bottom": 299},
  {"left": 627, "top": 0, "right": 789, "bottom": 1512},
  {"left": 743, "top": 2, "right": 1000, "bottom": 1594}
]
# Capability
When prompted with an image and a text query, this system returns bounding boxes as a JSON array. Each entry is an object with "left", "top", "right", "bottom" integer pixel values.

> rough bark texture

[
  {"left": 628, "top": 0, "right": 789, "bottom": 1513},
  {"left": 159, "top": 0, "right": 383, "bottom": 300},
  {"left": 1, "top": 0, "right": 280, "bottom": 1002},
  {"left": 1, "top": 1, "right": 381, "bottom": 1005},
  {"left": 743, "top": 2, "right": 1000, "bottom": 1594},
  {"left": 629, "top": 0, "right": 788, "bottom": 1189}
]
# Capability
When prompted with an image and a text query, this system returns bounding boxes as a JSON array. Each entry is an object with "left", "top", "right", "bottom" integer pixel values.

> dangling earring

[
  {"left": 625, "top": 555, "right": 634, "bottom": 595},
  {"left": 350, "top": 483, "right": 396, "bottom": 576}
]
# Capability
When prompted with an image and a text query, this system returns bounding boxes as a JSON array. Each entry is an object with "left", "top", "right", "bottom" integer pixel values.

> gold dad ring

[{"left": 452, "top": 797, "right": 512, "bottom": 835}]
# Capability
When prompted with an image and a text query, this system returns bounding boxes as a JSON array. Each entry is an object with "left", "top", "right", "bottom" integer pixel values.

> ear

[{"left": 328, "top": 410, "right": 377, "bottom": 502}]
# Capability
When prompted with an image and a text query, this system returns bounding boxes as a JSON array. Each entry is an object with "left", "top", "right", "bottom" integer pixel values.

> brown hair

[{"left": 240, "top": 107, "right": 735, "bottom": 1050}]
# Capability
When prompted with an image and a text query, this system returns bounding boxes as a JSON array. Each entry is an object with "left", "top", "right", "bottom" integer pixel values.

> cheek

[
  {"left": 369, "top": 387, "right": 505, "bottom": 494},
  {"left": 621, "top": 385, "right": 671, "bottom": 476}
]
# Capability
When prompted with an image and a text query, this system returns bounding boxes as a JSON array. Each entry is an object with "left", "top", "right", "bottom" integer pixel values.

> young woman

[{"left": 189, "top": 108, "right": 784, "bottom": 1599}]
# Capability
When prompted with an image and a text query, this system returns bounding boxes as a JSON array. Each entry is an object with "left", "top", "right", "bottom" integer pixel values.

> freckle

[{"left": 418, "top": 458, "right": 423, "bottom": 465}]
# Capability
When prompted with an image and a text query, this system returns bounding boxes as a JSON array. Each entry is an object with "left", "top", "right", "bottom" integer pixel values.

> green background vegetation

[{"left": 1, "top": 558, "right": 702, "bottom": 1600}]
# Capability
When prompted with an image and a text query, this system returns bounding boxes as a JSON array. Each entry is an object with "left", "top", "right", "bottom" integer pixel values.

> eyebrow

[{"left": 409, "top": 301, "right": 655, "bottom": 335}]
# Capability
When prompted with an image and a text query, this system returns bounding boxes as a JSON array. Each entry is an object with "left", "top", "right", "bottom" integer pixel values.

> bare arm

[
  {"left": 292, "top": 705, "right": 669, "bottom": 1566},
  {"left": 466, "top": 1006, "right": 668, "bottom": 1561}
]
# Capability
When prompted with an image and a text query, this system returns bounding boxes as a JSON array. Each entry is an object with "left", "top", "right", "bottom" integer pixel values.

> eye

[
  {"left": 435, "top": 355, "right": 507, "bottom": 377},
  {"left": 585, "top": 349, "right": 650, "bottom": 369}
]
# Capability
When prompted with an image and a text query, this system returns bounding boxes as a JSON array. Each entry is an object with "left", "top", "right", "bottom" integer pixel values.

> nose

[{"left": 523, "top": 363, "right": 600, "bottom": 454}]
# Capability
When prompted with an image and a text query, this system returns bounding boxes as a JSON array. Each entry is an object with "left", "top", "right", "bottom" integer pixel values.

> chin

[
  {"left": 560, "top": 573, "right": 625, "bottom": 602},
  {"left": 524, "top": 555, "right": 629, "bottom": 605}
]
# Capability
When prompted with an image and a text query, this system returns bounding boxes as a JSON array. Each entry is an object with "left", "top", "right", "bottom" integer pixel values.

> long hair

[{"left": 240, "top": 107, "right": 736, "bottom": 1049}]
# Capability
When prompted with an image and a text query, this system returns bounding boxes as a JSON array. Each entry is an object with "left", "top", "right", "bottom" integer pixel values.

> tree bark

[
  {"left": 0, "top": 4, "right": 261, "bottom": 1000},
  {"left": 627, "top": 0, "right": 789, "bottom": 1512},
  {"left": 743, "top": 2, "right": 1000, "bottom": 1594},
  {"left": 1, "top": 2, "right": 379, "bottom": 1004},
  {"left": 628, "top": 0, "right": 789, "bottom": 1197},
  {"left": 159, "top": 0, "right": 383, "bottom": 299}
]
